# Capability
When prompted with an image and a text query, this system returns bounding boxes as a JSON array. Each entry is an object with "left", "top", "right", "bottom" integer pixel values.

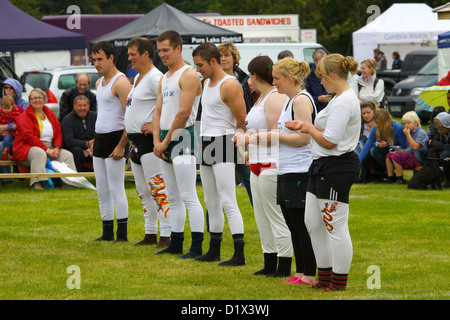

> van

[
  {"left": 387, "top": 56, "right": 438, "bottom": 121},
  {"left": 182, "top": 42, "right": 328, "bottom": 73}
]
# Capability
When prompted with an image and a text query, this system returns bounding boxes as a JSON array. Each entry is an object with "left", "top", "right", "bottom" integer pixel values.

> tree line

[{"left": 12, "top": 0, "right": 447, "bottom": 55}]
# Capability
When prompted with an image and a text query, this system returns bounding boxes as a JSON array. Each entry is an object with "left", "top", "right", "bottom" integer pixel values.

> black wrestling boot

[
  {"left": 155, "top": 232, "right": 184, "bottom": 255},
  {"left": 115, "top": 218, "right": 128, "bottom": 242},
  {"left": 94, "top": 220, "right": 114, "bottom": 241},
  {"left": 195, "top": 232, "right": 222, "bottom": 262},
  {"left": 219, "top": 233, "right": 245, "bottom": 267},
  {"left": 253, "top": 253, "right": 277, "bottom": 275},
  {"left": 266, "top": 257, "right": 292, "bottom": 278},
  {"left": 180, "top": 232, "right": 204, "bottom": 259}
]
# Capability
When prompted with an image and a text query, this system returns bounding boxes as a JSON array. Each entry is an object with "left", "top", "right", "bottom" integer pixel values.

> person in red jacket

[
  {"left": 13, "top": 88, "right": 76, "bottom": 190},
  {"left": 437, "top": 71, "right": 450, "bottom": 86}
]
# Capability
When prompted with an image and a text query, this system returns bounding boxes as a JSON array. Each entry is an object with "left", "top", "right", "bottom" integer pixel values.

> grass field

[{"left": 0, "top": 174, "right": 449, "bottom": 302}]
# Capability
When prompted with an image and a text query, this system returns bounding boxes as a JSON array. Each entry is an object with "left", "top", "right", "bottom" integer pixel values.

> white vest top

[
  {"left": 245, "top": 89, "right": 279, "bottom": 164},
  {"left": 125, "top": 68, "right": 163, "bottom": 134},
  {"left": 277, "top": 91, "right": 316, "bottom": 175},
  {"left": 95, "top": 72, "right": 126, "bottom": 134},
  {"left": 200, "top": 75, "right": 237, "bottom": 137},
  {"left": 160, "top": 65, "right": 199, "bottom": 130}
]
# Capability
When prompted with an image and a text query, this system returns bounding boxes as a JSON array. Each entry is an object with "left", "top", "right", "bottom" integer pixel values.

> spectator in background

[
  {"left": 1, "top": 79, "right": 28, "bottom": 110},
  {"left": 305, "top": 49, "right": 331, "bottom": 113},
  {"left": 59, "top": 73, "right": 97, "bottom": 122},
  {"left": 277, "top": 50, "right": 294, "bottom": 60},
  {"left": 429, "top": 112, "right": 450, "bottom": 187},
  {"left": 12, "top": 88, "right": 76, "bottom": 190},
  {"left": 1, "top": 95, "right": 23, "bottom": 160},
  {"left": 373, "top": 48, "right": 387, "bottom": 70},
  {"left": 353, "top": 59, "right": 385, "bottom": 107},
  {"left": 385, "top": 111, "right": 429, "bottom": 184},
  {"left": 0, "top": 95, "right": 24, "bottom": 186},
  {"left": 358, "top": 109, "right": 407, "bottom": 182},
  {"left": 391, "top": 52, "right": 403, "bottom": 70},
  {"left": 437, "top": 71, "right": 450, "bottom": 86},
  {"left": 61, "top": 95, "right": 96, "bottom": 172}
]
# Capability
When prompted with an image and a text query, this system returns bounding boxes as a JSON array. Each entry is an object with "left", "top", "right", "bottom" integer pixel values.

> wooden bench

[
  {"left": 0, "top": 160, "right": 200, "bottom": 179},
  {"left": 0, "top": 160, "right": 134, "bottom": 179}
]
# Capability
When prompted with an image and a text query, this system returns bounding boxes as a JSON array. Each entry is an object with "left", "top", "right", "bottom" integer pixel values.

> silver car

[{"left": 21, "top": 66, "right": 101, "bottom": 119}]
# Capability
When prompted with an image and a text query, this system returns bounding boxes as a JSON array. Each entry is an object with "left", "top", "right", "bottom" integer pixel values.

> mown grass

[{"left": 0, "top": 175, "right": 449, "bottom": 301}]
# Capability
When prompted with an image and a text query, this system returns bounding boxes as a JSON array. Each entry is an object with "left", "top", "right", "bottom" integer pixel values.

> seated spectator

[
  {"left": 61, "top": 95, "right": 96, "bottom": 172},
  {"left": 385, "top": 111, "right": 429, "bottom": 184},
  {"left": 353, "top": 59, "right": 385, "bottom": 107},
  {"left": 427, "top": 106, "right": 446, "bottom": 139},
  {"left": 355, "top": 100, "right": 377, "bottom": 155},
  {"left": 305, "top": 49, "right": 331, "bottom": 113},
  {"left": 391, "top": 52, "right": 403, "bottom": 70},
  {"left": 1, "top": 78, "right": 29, "bottom": 110},
  {"left": 358, "top": 109, "right": 407, "bottom": 181},
  {"left": 59, "top": 73, "right": 97, "bottom": 122},
  {"left": 429, "top": 112, "right": 450, "bottom": 187},
  {"left": 355, "top": 100, "right": 377, "bottom": 182},
  {"left": 12, "top": 88, "right": 76, "bottom": 190},
  {"left": 1, "top": 95, "right": 23, "bottom": 160}
]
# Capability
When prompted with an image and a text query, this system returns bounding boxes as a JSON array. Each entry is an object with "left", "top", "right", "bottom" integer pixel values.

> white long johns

[
  {"left": 160, "top": 155, "right": 204, "bottom": 233},
  {"left": 131, "top": 152, "right": 171, "bottom": 237},
  {"left": 250, "top": 168, "right": 293, "bottom": 258},
  {"left": 93, "top": 157, "right": 128, "bottom": 221},
  {"left": 200, "top": 162, "right": 244, "bottom": 235},
  {"left": 304, "top": 192, "right": 353, "bottom": 274}
]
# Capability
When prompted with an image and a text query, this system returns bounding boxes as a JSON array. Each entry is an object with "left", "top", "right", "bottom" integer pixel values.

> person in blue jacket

[
  {"left": 1, "top": 79, "right": 29, "bottom": 111},
  {"left": 358, "top": 109, "right": 407, "bottom": 182}
]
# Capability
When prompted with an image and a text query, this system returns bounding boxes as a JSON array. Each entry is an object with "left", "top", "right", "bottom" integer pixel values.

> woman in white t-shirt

[{"left": 286, "top": 54, "right": 360, "bottom": 292}]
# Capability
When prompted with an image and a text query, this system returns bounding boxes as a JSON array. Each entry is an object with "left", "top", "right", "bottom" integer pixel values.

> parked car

[
  {"left": 376, "top": 50, "right": 436, "bottom": 97},
  {"left": 20, "top": 66, "right": 101, "bottom": 119},
  {"left": 0, "top": 56, "right": 32, "bottom": 100},
  {"left": 387, "top": 56, "right": 438, "bottom": 120}
]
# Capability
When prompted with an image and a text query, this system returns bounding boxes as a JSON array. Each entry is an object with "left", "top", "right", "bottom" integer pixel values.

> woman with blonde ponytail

[
  {"left": 264, "top": 57, "right": 319, "bottom": 285},
  {"left": 286, "top": 54, "right": 361, "bottom": 292}
]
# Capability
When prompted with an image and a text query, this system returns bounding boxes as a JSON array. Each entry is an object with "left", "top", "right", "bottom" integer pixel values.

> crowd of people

[{"left": 1, "top": 30, "right": 449, "bottom": 293}]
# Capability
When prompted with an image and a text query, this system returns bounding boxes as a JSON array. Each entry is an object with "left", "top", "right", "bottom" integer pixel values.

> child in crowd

[
  {"left": 385, "top": 111, "right": 429, "bottom": 184},
  {"left": 0, "top": 95, "right": 23, "bottom": 160},
  {"left": 360, "top": 100, "right": 377, "bottom": 142},
  {"left": 356, "top": 100, "right": 377, "bottom": 152}
]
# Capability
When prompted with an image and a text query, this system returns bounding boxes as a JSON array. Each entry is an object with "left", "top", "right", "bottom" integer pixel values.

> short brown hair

[
  {"left": 128, "top": 37, "right": 154, "bottom": 59},
  {"left": 156, "top": 30, "right": 183, "bottom": 50}
]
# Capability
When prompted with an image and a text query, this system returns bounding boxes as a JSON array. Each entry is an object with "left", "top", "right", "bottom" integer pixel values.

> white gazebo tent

[{"left": 352, "top": 3, "right": 450, "bottom": 68}]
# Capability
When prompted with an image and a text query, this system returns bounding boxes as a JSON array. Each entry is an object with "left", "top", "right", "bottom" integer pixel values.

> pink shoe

[
  {"left": 282, "top": 276, "right": 299, "bottom": 284},
  {"left": 292, "top": 278, "right": 316, "bottom": 286}
]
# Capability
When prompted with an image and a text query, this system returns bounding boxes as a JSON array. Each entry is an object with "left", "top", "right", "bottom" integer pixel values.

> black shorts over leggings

[{"left": 307, "top": 152, "right": 360, "bottom": 204}]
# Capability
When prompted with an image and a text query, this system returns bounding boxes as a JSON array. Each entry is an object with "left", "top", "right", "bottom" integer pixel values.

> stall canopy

[
  {"left": 0, "top": 0, "right": 86, "bottom": 52},
  {"left": 352, "top": 3, "right": 450, "bottom": 67},
  {"left": 91, "top": 2, "right": 243, "bottom": 73}
]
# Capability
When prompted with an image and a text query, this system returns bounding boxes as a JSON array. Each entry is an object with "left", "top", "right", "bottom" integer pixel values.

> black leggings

[{"left": 280, "top": 204, "right": 317, "bottom": 276}]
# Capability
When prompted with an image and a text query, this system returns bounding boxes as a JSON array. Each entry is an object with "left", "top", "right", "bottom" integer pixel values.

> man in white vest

[
  {"left": 152, "top": 30, "right": 204, "bottom": 259},
  {"left": 91, "top": 41, "right": 131, "bottom": 242},
  {"left": 192, "top": 42, "right": 247, "bottom": 266}
]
